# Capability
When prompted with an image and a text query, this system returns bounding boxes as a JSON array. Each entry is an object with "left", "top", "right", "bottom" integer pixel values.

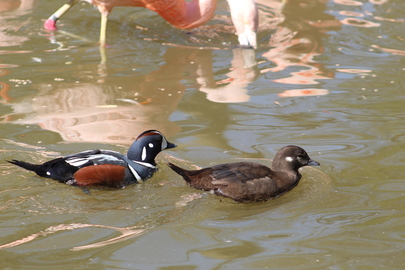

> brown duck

[{"left": 167, "top": 145, "right": 320, "bottom": 202}]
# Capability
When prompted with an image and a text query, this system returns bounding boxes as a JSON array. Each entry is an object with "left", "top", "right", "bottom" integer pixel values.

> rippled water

[{"left": 1, "top": 0, "right": 404, "bottom": 269}]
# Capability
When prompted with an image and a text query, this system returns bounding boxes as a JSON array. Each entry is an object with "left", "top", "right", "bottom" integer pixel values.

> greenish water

[{"left": 0, "top": 0, "right": 404, "bottom": 269}]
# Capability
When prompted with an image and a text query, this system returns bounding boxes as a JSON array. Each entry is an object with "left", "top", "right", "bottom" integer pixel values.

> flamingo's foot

[{"left": 44, "top": 18, "right": 58, "bottom": 31}]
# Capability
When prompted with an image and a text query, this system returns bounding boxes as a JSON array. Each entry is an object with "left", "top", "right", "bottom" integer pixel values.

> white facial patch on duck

[
  {"left": 148, "top": 143, "right": 154, "bottom": 148},
  {"left": 161, "top": 138, "right": 167, "bottom": 150},
  {"left": 285, "top": 156, "right": 294, "bottom": 162},
  {"left": 141, "top": 146, "right": 147, "bottom": 161}
]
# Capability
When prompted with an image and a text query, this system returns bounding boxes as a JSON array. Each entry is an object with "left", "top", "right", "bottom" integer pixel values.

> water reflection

[
  {"left": 260, "top": 0, "right": 340, "bottom": 89},
  {"left": 0, "top": 0, "right": 39, "bottom": 47},
  {"left": 0, "top": 0, "right": 38, "bottom": 101},
  {"left": 4, "top": 46, "right": 257, "bottom": 142},
  {"left": 6, "top": 47, "right": 208, "bottom": 144},
  {"left": 3, "top": 0, "right": 343, "bottom": 144},
  {"left": 36, "top": 0, "right": 341, "bottom": 105},
  {"left": 7, "top": 80, "right": 182, "bottom": 144},
  {"left": 198, "top": 48, "right": 259, "bottom": 103},
  {"left": 1, "top": 0, "right": 404, "bottom": 268}
]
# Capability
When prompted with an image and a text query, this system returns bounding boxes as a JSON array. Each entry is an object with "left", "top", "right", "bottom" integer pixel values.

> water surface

[{"left": 0, "top": 0, "right": 404, "bottom": 269}]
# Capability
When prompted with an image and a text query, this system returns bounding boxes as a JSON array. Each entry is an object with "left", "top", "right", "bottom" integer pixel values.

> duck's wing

[
  {"left": 209, "top": 162, "right": 274, "bottom": 185},
  {"left": 209, "top": 162, "right": 287, "bottom": 202},
  {"left": 63, "top": 150, "right": 127, "bottom": 168}
]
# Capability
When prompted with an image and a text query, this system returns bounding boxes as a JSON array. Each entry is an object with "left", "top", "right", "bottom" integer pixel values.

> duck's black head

[
  {"left": 272, "top": 145, "right": 320, "bottom": 172},
  {"left": 127, "top": 130, "right": 176, "bottom": 165}
]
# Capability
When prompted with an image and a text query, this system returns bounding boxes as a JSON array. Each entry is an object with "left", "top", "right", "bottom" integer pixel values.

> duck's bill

[
  {"left": 307, "top": 159, "right": 320, "bottom": 166},
  {"left": 166, "top": 142, "right": 177, "bottom": 149}
]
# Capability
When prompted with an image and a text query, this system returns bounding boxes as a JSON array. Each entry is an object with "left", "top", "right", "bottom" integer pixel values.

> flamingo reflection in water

[
  {"left": 193, "top": 0, "right": 341, "bottom": 102},
  {"left": 44, "top": 0, "right": 258, "bottom": 48},
  {"left": 4, "top": 48, "right": 212, "bottom": 144}
]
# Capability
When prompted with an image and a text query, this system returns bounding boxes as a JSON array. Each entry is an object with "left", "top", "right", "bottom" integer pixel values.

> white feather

[
  {"left": 133, "top": 161, "right": 156, "bottom": 169},
  {"left": 128, "top": 165, "right": 143, "bottom": 183},
  {"left": 66, "top": 154, "right": 120, "bottom": 166},
  {"left": 66, "top": 158, "right": 90, "bottom": 167},
  {"left": 141, "top": 147, "right": 147, "bottom": 161}
]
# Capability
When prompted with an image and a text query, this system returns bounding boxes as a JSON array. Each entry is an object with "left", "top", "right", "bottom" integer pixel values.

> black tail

[
  {"left": 167, "top": 163, "right": 192, "bottom": 183},
  {"left": 7, "top": 160, "right": 49, "bottom": 178}
]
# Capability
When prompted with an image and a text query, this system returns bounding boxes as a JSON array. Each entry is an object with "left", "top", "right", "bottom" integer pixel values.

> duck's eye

[{"left": 148, "top": 143, "right": 154, "bottom": 148}]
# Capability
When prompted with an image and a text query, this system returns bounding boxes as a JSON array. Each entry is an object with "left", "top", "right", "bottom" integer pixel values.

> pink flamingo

[{"left": 44, "top": 0, "right": 258, "bottom": 48}]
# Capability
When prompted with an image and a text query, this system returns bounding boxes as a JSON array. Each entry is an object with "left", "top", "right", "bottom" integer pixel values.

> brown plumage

[
  {"left": 72, "top": 164, "right": 128, "bottom": 187},
  {"left": 168, "top": 145, "right": 320, "bottom": 202}
]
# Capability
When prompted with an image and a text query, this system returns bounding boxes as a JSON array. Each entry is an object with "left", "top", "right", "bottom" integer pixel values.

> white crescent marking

[
  {"left": 128, "top": 165, "right": 143, "bottom": 183},
  {"left": 141, "top": 147, "right": 147, "bottom": 161}
]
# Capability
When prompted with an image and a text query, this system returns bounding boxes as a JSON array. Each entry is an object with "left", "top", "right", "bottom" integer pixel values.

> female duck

[{"left": 168, "top": 145, "right": 320, "bottom": 202}]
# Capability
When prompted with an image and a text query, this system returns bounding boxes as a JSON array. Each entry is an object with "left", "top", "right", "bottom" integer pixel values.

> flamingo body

[{"left": 44, "top": 0, "right": 257, "bottom": 47}]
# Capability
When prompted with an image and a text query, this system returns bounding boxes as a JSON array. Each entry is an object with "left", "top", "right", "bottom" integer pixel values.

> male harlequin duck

[
  {"left": 168, "top": 145, "right": 320, "bottom": 202},
  {"left": 8, "top": 130, "right": 176, "bottom": 188}
]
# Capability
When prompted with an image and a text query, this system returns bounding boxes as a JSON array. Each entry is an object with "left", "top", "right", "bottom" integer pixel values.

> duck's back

[{"left": 210, "top": 162, "right": 295, "bottom": 202}]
